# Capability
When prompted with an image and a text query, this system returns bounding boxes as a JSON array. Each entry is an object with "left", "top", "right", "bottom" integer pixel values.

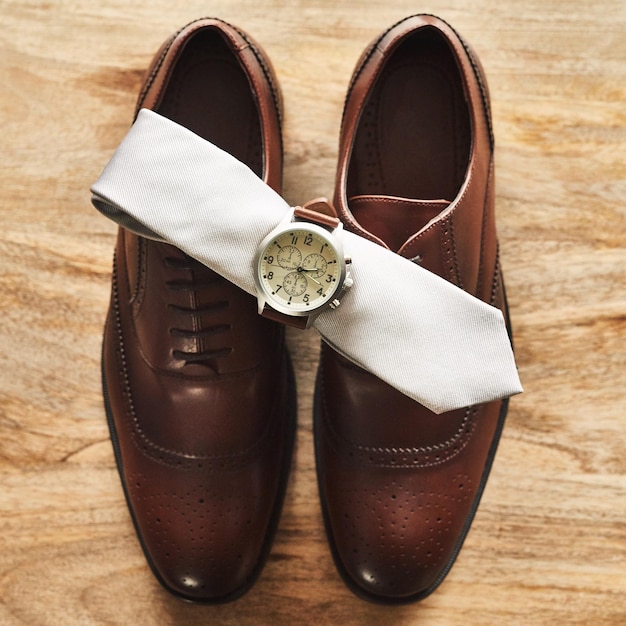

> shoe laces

[{"left": 163, "top": 254, "right": 233, "bottom": 365}]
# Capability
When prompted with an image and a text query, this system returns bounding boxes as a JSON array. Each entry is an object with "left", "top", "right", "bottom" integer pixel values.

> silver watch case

[{"left": 254, "top": 208, "right": 352, "bottom": 324}]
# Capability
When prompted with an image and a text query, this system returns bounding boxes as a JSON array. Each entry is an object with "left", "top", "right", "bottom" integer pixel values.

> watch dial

[{"left": 259, "top": 228, "right": 341, "bottom": 312}]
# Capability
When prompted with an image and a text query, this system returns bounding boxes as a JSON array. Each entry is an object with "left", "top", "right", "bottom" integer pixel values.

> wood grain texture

[{"left": 1, "top": 0, "right": 625, "bottom": 624}]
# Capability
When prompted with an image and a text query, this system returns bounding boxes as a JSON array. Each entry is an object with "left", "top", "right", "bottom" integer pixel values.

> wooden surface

[{"left": 1, "top": 0, "right": 625, "bottom": 624}]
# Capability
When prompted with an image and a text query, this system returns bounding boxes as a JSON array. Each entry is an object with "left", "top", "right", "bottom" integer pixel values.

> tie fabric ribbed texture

[{"left": 91, "top": 109, "right": 522, "bottom": 414}]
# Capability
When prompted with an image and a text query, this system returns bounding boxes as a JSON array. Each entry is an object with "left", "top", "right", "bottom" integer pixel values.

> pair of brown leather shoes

[{"left": 102, "top": 15, "right": 512, "bottom": 604}]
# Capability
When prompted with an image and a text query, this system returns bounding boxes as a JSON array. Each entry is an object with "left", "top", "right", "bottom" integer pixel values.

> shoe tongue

[{"left": 348, "top": 195, "right": 450, "bottom": 253}]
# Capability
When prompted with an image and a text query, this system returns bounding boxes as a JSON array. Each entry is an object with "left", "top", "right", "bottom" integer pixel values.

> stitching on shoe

[
  {"left": 322, "top": 400, "right": 478, "bottom": 470},
  {"left": 448, "top": 215, "right": 463, "bottom": 289},
  {"left": 135, "top": 34, "right": 177, "bottom": 114},
  {"left": 475, "top": 159, "right": 494, "bottom": 299},
  {"left": 317, "top": 350, "right": 478, "bottom": 469},
  {"left": 132, "top": 235, "right": 148, "bottom": 317},
  {"left": 440, "top": 217, "right": 463, "bottom": 288},
  {"left": 490, "top": 247, "right": 502, "bottom": 307},
  {"left": 230, "top": 24, "right": 283, "bottom": 132}
]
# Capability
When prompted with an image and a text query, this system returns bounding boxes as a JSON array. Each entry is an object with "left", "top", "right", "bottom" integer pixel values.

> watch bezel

[{"left": 254, "top": 219, "right": 348, "bottom": 319}]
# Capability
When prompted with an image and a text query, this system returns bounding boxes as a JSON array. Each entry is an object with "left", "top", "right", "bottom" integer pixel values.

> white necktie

[{"left": 91, "top": 109, "right": 522, "bottom": 414}]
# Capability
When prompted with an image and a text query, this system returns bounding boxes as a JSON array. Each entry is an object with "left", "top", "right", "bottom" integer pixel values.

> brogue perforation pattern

[
  {"left": 335, "top": 474, "right": 473, "bottom": 593},
  {"left": 128, "top": 472, "right": 257, "bottom": 591}
]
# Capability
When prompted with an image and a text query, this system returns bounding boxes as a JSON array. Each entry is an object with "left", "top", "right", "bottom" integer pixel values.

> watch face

[{"left": 257, "top": 225, "right": 343, "bottom": 314}]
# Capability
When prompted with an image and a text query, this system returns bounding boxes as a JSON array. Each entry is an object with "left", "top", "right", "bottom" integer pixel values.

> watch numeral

[
  {"left": 267, "top": 271, "right": 273, "bottom": 280},
  {"left": 325, "top": 274, "right": 334, "bottom": 283},
  {"left": 291, "top": 235, "right": 299, "bottom": 245},
  {"left": 320, "top": 243, "right": 328, "bottom": 253},
  {"left": 317, "top": 287, "right": 323, "bottom": 295},
  {"left": 266, "top": 255, "right": 274, "bottom": 264},
  {"left": 303, "top": 293, "right": 310, "bottom": 303},
  {"left": 304, "top": 234, "right": 313, "bottom": 246},
  {"left": 276, "top": 285, "right": 282, "bottom": 292}
]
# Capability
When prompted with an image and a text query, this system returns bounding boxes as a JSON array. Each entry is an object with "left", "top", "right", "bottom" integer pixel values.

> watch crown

[
  {"left": 345, "top": 256, "right": 352, "bottom": 265},
  {"left": 344, "top": 276, "right": 354, "bottom": 289},
  {"left": 329, "top": 298, "right": 341, "bottom": 310}
]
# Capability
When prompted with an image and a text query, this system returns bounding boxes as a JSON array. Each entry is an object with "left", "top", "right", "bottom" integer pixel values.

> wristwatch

[{"left": 254, "top": 200, "right": 353, "bottom": 329}]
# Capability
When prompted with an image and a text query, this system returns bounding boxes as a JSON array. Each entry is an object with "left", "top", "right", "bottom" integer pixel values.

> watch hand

[
  {"left": 300, "top": 267, "right": 324, "bottom": 284},
  {"left": 299, "top": 267, "right": 321, "bottom": 281}
]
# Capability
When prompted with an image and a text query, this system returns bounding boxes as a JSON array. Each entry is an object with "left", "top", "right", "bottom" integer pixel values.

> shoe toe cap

[
  {"left": 127, "top": 471, "right": 278, "bottom": 602},
  {"left": 324, "top": 471, "right": 475, "bottom": 602}
]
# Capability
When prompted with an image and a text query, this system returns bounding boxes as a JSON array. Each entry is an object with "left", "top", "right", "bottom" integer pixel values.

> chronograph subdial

[
  {"left": 302, "top": 253, "right": 328, "bottom": 278},
  {"left": 277, "top": 245, "right": 302, "bottom": 269},
  {"left": 283, "top": 271, "right": 308, "bottom": 296}
]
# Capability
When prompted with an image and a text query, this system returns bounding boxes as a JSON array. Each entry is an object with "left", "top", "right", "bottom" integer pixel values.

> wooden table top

[{"left": 1, "top": 1, "right": 624, "bottom": 624}]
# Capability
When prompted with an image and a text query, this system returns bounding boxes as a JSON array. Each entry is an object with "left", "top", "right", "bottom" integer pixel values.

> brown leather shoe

[
  {"left": 315, "top": 15, "right": 512, "bottom": 603},
  {"left": 102, "top": 18, "right": 295, "bottom": 603}
]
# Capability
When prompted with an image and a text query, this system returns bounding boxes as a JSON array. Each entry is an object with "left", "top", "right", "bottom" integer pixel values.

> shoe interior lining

[
  {"left": 347, "top": 27, "right": 471, "bottom": 202},
  {"left": 158, "top": 29, "right": 263, "bottom": 178}
]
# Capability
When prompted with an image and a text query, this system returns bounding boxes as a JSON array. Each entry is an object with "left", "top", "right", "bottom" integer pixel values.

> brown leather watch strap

[
  {"left": 294, "top": 201, "right": 340, "bottom": 230},
  {"left": 261, "top": 304, "right": 309, "bottom": 329}
]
